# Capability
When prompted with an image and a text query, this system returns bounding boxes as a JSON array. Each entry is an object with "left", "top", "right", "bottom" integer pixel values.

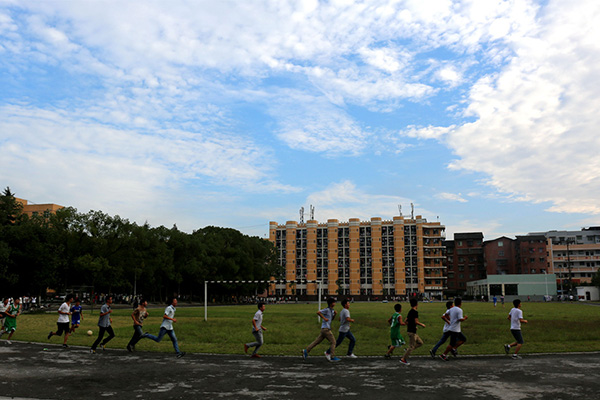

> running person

[
  {"left": 385, "top": 303, "right": 406, "bottom": 358},
  {"left": 70, "top": 298, "right": 83, "bottom": 334},
  {"left": 0, "top": 298, "right": 10, "bottom": 336},
  {"left": 244, "top": 302, "right": 267, "bottom": 358},
  {"left": 326, "top": 298, "right": 357, "bottom": 358},
  {"left": 127, "top": 298, "right": 150, "bottom": 352},
  {"left": 146, "top": 297, "right": 186, "bottom": 358},
  {"left": 0, "top": 298, "right": 21, "bottom": 344},
  {"left": 430, "top": 301, "right": 453, "bottom": 358},
  {"left": 302, "top": 298, "right": 340, "bottom": 362},
  {"left": 504, "top": 299, "right": 528, "bottom": 359},
  {"left": 440, "top": 298, "right": 468, "bottom": 361},
  {"left": 47, "top": 294, "right": 73, "bottom": 347},
  {"left": 90, "top": 296, "right": 115, "bottom": 353},
  {"left": 400, "top": 298, "right": 426, "bottom": 365}
]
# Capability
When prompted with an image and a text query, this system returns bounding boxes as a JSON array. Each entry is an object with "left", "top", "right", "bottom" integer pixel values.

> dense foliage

[{"left": 0, "top": 187, "right": 280, "bottom": 301}]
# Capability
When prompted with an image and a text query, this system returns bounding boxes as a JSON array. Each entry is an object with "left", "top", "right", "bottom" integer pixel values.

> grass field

[{"left": 12, "top": 301, "right": 600, "bottom": 356}]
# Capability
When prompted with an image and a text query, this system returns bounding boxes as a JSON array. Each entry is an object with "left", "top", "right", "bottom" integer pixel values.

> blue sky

[{"left": 1, "top": 0, "right": 599, "bottom": 239}]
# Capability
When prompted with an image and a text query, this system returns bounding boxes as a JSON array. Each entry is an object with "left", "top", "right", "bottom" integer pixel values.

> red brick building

[
  {"left": 444, "top": 232, "right": 484, "bottom": 296},
  {"left": 483, "top": 236, "right": 518, "bottom": 275},
  {"left": 515, "top": 234, "right": 548, "bottom": 274}
]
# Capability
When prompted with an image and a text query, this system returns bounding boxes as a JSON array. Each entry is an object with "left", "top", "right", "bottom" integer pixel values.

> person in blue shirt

[
  {"left": 70, "top": 298, "right": 83, "bottom": 334},
  {"left": 302, "top": 298, "right": 340, "bottom": 362}
]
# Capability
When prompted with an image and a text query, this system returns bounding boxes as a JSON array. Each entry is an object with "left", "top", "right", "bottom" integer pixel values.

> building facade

[
  {"left": 483, "top": 236, "right": 517, "bottom": 275},
  {"left": 16, "top": 198, "right": 63, "bottom": 218},
  {"left": 539, "top": 227, "right": 600, "bottom": 294},
  {"left": 268, "top": 216, "right": 446, "bottom": 299},
  {"left": 515, "top": 234, "right": 548, "bottom": 274},
  {"left": 444, "top": 232, "right": 485, "bottom": 296}
]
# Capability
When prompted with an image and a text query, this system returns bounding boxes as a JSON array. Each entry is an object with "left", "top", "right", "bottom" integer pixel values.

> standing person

[
  {"left": 146, "top": 297, "right": 186, "bottom": 358},
  {"left": 326, "top": 298, "right": 357, "bottom": 358},
  {"left": 243, "top": 302, "right": 267, "bottom": 358},
  {"left": 384, "top": 303, "right": 405, "bottom": 358},
  {"left": 0, "top": 298, "right": 10, "bottom": 335},
  {"left": 504, "top": 299, "right": 528, "bottom": 359},
  {"left": 430, "top": 301, "right": 454, "bottom": 358},
  {"left": 501, "top": 295, "right": 505, "bottom": 307},
  {"left": 90, "top": 295, "right": 115, "bottom": 354},
  {"left": 302, "top": 298, "right": 340, "bottom": 362},
  {"left": 493, "top": 296, "right": 498, "bottom": 307},
  {"left": 440, "top": 298, "right": 468, "bottom": 361},
  {"left": 0, "top": 298, "right": 21, "bottom": 344},
  {"left": 69, "top": 298, "right": 83, "bottom": 334},
  {"left": 127, "top": 298, "right": 150, "bottom": 352},
  {"left": 47, "top": 294, "right": 74, "bottom": 347},
  {"left": 400, "top": 298, "right": 426, "bottom": 365}
]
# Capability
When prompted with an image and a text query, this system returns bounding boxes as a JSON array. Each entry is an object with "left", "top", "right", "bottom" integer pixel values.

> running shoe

[
  {"left": 429, "top": 349, "right": 436, "bottom": 359},
  {"left": 451, "top": 348, "right": 458, "bottom": 357},
  {"left": 504, "top": 344, "right": 510, "bottom": 354},
  {"left": 330, "top": 356, "right": 341, "bottom": 362},
  {"left": 302, "top": 349, "right": 308, "bottom": 360},
  {"left": 439, "top": 354, "right": 449, "bottom": 361},
  {"left": 177, "top": 352, "right": 186, "bottom": 358},
  {"left": 512, "top": 354, "right": 522, "bottom": 359},
  {"left": 250, "top": 353, "right": 261, "bottom": 358},
  {"left": 47, "top": 331, "right": 53, "bottom": 340},
  {"left": 244, "top": 344, "right": 249, "bottom": 354},
  {"left": 324, "top": 351, "right": 331, "bottom": 361},
  {"left": 384, "top": 353, "right": 391, "bottom": 359},
  {"left": 399, "top": 359, "right": 410, "bottom": 365},
  {"left": 62, "top": 344, "right": 68, "bottom": 348},
  {"left": 347, "top": 354, "right": 358, "bottom": 358}
]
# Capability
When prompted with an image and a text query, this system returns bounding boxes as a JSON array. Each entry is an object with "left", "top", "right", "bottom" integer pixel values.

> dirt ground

[{"left": 0, "top": 341, "right": 599, "bottom": 399}]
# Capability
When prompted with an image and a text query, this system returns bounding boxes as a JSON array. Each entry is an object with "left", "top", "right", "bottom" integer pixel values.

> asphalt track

[{"left": 0, "top": 342, "right": 599, "bottom": 400}]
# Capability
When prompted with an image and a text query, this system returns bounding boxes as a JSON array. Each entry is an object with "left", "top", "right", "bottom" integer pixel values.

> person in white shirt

[
  {"left": 326, "top": 298, "right": 357, "bottom": 358},
  {"left": 504, "top": 299, "right": 528, "bottom": 359},
  {"left": 440, "top": 297, "right": 468, "bottom": 361},
  {"left": 147, "top": 297, "right": 185, "bottom": 358},
  {"left": 244, "top": 302, "right": 267, "bottom": 358},
  {"left": 47, "top": 294, "right": 74, "bottom": 348},
  {"left": 430, "top": 301, "right": 453, "bottom": 358}
]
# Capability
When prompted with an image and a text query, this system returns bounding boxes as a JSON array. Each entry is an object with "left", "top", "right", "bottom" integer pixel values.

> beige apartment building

[
  {"left": 16, "top": 198, "right": 64, "bottom": 218},
  {"left": 541, "top": 227, "right": 600, "bottom": 293},
  {"left": 268, "top": 215, "right": 446, "bottom": 299}
]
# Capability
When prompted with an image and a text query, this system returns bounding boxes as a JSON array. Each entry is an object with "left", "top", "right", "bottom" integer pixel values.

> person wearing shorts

[
  {"left": 1, "top": 298, "right": 21, "bottom": 344},
  {"left": 48, "top": 294, "right": 74, "bottom": 347},
  {"left": 504, "top": 299, "right": 528, "bottom": 359},
  {"left": 440, "top": 298, "right": 468, "bottom": 361},
  {"left": 385, "top": 303, "right": 406, "bottom": 358},
  {"left": 400, "top": 298, "right": 426, "bottom": 365},
  {"left": 70, "top": 298, "right": 83, "bottom": 334}
]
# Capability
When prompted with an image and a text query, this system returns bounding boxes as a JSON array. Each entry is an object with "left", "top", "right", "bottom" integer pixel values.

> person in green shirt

[
  {"left": 1, "top": 298, "right": 21, "bottom": 344},
  {"left": 385, "top": 303, "right": 406, "bottom": 358}
]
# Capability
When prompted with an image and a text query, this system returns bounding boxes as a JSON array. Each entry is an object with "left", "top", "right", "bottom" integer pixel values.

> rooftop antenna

[
  {"left": 299, "top": 207, "right": 304, "bottom": 224},
  {"left": 398, "top": 204, "right": 402, "bottom": 216},
  {"left": 411, "top": 203, "right": 414, "bottom": 219},
  {"left": 310, "top": 205, "right": 315, "bottom": 220}
]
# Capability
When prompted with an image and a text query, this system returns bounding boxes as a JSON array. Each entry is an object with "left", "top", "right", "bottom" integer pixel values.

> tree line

[{"left": 0, "top": 187, "right": 281, "bottom": 301}]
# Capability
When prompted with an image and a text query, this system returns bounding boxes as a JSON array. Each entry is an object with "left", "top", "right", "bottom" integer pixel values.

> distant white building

[{"left": 576, "top": 286, "right": 599, "bottom": 301}]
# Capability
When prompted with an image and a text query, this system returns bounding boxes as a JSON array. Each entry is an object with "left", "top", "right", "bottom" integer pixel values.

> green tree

[{"left": 0, "top": 187, "right": 24, "bottom": 226}]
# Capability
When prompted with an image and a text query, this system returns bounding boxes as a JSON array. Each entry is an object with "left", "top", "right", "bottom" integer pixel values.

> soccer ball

[{"left": 87, "top": 330, "right": 93, "bottom": 336}]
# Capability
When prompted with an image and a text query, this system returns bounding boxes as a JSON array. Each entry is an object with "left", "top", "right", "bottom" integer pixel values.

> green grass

[{"left": 12, "top": 302, "right": 600, "bottom": 356}]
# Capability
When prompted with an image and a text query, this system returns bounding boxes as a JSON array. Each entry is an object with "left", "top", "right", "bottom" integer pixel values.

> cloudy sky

[{"left": 1, "top": 0, "right": 599, "bottom": 239}]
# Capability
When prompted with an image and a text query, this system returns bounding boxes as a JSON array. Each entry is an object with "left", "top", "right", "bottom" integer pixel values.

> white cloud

[
  {"left": 437, "top": 192, "right": 468, "bottom": 203},
  {"left": 271, "top": 94, "right": 371, "bottom": 156},
  {"left": 0, "top": 105, "right": 298, "bottom": 203},
  {"left": 400, "top": 125, "right": 456, "bottom": 140},
  {"left": 304, "top": 180, "right": 433, "bottom": 222},
  {"left": 445, "top": 0, "right": 600, "bottom": 215}
]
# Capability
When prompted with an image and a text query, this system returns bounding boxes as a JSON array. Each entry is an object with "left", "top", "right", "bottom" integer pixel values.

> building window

[
  {"left": 498, "top": 241, "right": 504, "bottom": 247},
  {"left": 498, "top": 250, "right": 504, "bottom": 256}
]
